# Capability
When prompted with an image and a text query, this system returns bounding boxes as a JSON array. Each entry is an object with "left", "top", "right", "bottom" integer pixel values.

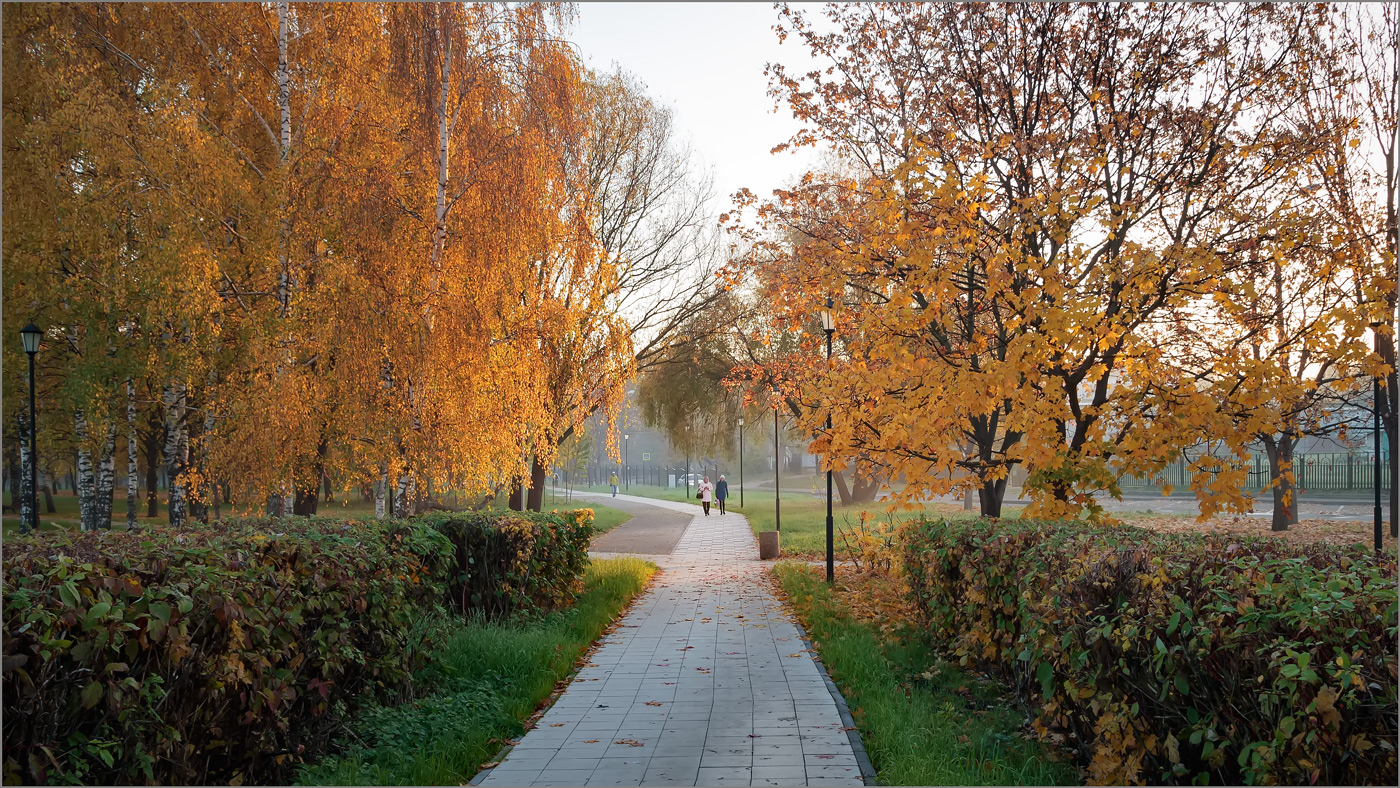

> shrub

[
  {"left": 422, "top": 508, "right": 593, "bottom": 620},
  {"left": 901, "top": 518, "right": 1398, "bottom": 785},
  {"left": 2, "top": 517, "right": 453, "bottom": 785},
  {"left": 2, "top": 508, "right": 595, "bottom": 785}
]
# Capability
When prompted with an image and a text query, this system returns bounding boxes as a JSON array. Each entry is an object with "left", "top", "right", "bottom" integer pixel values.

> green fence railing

[{"left": 1121, "top": 453, "right": 1393, "bottom": 493}]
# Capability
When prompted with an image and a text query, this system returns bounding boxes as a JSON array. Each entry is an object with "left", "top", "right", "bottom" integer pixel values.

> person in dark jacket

[{"left": 715, "top": 475, "right": 729, "bottom": 515}]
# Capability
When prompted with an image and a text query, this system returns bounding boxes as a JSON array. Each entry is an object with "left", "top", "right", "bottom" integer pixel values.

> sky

[{"left": 567, "top": 2, "right": 824, "bottom": 217}]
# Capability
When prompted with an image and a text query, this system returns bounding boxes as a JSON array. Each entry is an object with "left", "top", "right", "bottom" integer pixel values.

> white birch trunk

[
  {"left": 276, "top": 1, "right": 293, "bottom": 317},
  {"left": 127, "top": 380, "right": 139, "bottom": 528},
  {"left": 163, "top": 384, "right": 188, "bottom": 528},
  {"left": 75, "top": 410, "right": 97, "bottom": 530},
  {"left": 17, "top": 411, "right": 34, "bottom": 530},
  {"left": 395, "top": 472, "right": 414, "bottom": 518},
  {"left": 374, "top": 464, "right": 387, "bottom": 519},
  {"left": 95, "top": 424, "right": 116, "bottom": 529},
  {"left": 429, "top": 32, "right": 452, "bottom": 319}
]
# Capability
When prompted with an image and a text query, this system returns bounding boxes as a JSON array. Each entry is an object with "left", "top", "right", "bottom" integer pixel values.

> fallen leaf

[
  {"left": 549, "top": 723, "right": 565, "bottom": 727},
  {"left": 645, "top": 701, "right": 664, "bottom": 706},
  {"left": 615, "top": 739, "right": 645, "bottom": 747},
  {"left": 481, "top": 762, "right": 500, "bottom": 769},
  {"left": 583, "top": 739, "right": 599, "bottom": 744}
]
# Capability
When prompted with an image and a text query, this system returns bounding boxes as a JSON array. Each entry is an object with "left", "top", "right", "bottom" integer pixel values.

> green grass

[
  {"left": 772, "top": 563, "right": 1078, "bottom": 786},
  {"left": 298, "top": 556, "right": 656, "bottom": 786},
  {"left": 573, "top": 482, "right": 993, "bottom": 557},
  {"left": 3, "top": 490, "right": 625, "bottom": 536}
]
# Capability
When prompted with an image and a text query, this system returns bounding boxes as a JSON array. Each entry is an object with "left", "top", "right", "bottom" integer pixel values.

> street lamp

[
  {"left": 773, "top": 387, "right": 782, "bottom": 534},
  {"left": 820, "top": 299, "right": 835, "bottom": 583},
  {"left": 20, "top": 322, "right": 41, "bottom": 534},
  {"left": 1376, "top": 376, "right": 1383, "bottom": 553},
  {"left": 738, "top": 418, "right": 745, "bottom": 508},
  {"left": 624, "top": 434, "right": 630, "bottom": 492}
]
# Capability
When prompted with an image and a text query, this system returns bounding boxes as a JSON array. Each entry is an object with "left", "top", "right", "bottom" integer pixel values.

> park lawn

[
  {"left": 2, "top": 491, "right": 171, "bottom": 536},
  {"left": 298, "top": 556, "right": 656, "bottom": 786},
  {"left": 771, "top": 563, "right": 1077, "bottom": 786},
  {"left": 4, "top": 491, "right": 627, "bottom": 537},
  {"left": 573, "top": 483, "right": 987, "bottom": 558}
]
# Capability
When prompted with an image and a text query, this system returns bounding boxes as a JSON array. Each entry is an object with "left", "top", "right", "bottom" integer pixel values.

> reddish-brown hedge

[
  {"left": 901, "top": 518, "right": 1398, "bottom": 785},
  {"left": 2, "top": 509, "right": 595, "bottom": 785}
]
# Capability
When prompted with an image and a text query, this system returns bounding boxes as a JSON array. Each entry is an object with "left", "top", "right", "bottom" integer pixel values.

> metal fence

[
  {"left": 574, "top": 464, "right": 735, "bottom": 488},
  {"left": 1122, "top": 453, "right": 1393, "bottom": 493}
]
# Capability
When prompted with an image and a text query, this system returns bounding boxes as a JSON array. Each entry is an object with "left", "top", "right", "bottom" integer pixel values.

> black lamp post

[
  {"left": 20, "top": 322, "right": 41, "bottom": 534},
  {"left": 773, "top": 388, "right": 782, "bottom": 534},
  {"left": 738, "top": 418, "right": 745, "bottom": 508},
  {"left": 624, "top": 434, "right": 630, "bottom": 492},
  {"left": 820, "top": 299, "right": 835, "bottom": 583},
  {"left": 1376, "top": 375, "right": 1383, "bottom": 554}
]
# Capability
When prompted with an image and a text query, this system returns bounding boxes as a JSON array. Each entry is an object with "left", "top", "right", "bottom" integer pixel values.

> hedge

[
  {"left": 2, "top": 508, "right": 595, "bottom": 785},
  {"left": 900, "top": 518, "right": 1398, "bottom": 785},
  {"left": 422, "top": 509, "right": 593, "bottom": 620}
]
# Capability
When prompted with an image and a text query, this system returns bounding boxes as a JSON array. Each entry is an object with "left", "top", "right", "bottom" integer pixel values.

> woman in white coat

[{"left": 699, "top": 476, "right": 714, "bottom": 516}]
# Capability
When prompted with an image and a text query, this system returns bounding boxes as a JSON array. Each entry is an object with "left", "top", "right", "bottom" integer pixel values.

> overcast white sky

[{"left": 567, "top": 2, "right": 824, "bottom": 218}]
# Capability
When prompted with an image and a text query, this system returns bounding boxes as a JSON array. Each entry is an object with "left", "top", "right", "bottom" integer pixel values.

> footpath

[{"left": 472, "top": 493, "right": 868, "bottom": 787}]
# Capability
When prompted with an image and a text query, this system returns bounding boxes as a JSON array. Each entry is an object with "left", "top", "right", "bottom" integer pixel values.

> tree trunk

[
  {"left": 395, "top": 472, "right": 415, "bottom": 517},
  {"left": 41, "top": 479, "right": 55, "bottom": 513},
  {"left": 527, "top": 456, "right": 547, "bottom": 512},
  {"left": 322, "top": 470, "right": 332, "bottom": 503},
  {"left": 75, "top": 410, "right": 97, "bottom": 530},
  {"left": 850, "top": 470, "right": 881, "bottom": 503},
  {"left": 374, "top": 464, "right": 388, "bottom": 519},
  {"left": 507, "top": 477, "right": 524, "bottom": 511},
  {"left": 126, "top": 380, "right": 139, "bottom": 528},
  {"left": 17, "top": 411, "right": 34, "bottom": 530},
  {"left": 95, "top": 425, "right": 116, "bottom": 529},
  {"left": 275, "top": 0, "right": 292, "bottom": 318},
  {"left": 163, "top": 384, "right": 189, "bottom": 528},
  {"left": 293, "top": 437, "right": 327, "bottom": 516},
  {"left": 188, "top": 399, "right": 207, "bottom": 525},
  {"left": 212, "top": 479, "right": 222, "bottom": 523},
  {"left": 145, "top": 407, "right": 162, "bottom": 518},
  {"left": 1261, "top": 434, "right": 1299, "bottom": 531},
  {"left": 833, "top": 469, "right": 853, "bottom": 506},
  {"left": 5, "top": 436, "right": 19, "bottom": 512},
  {"left": 978, "top": 472, "right": 1008, "bottom": 519}
]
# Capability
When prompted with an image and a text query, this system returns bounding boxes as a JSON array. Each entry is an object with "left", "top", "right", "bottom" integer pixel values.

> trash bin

[{"left": 758, "top": 530, "right": 780, "bottom": 560}]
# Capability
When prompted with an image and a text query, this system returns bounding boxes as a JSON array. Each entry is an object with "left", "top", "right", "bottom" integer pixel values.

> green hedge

[
  {"left": 900, "top": 518, "right": 1398, "bottom": 785},
  {"left": 422, "top": 509, "right": 593, "bottom": 620},
  {"left": 2, "top": 509, "right": 595, "bottom": 785}
]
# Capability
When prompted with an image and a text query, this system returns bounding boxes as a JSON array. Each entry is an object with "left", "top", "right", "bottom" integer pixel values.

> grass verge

[
  {"left": 572, "top": 483, "right": 979, "bottom": 557},
  {"left": 297, "top": 556, "right": 656, "bottom": 786},
  {"left": 771, "top": 562, "right": 1078, "bottom": 786}
]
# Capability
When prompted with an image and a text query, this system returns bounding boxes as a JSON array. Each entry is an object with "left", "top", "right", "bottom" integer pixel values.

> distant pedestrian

[
  {"left": 609, "top": 471, "right": 619, "bottom": 497},
  {"left": 715, "top": 475, "right": 729, "bottom": 515},
  {"left": 699, "top": 476, "right": 714, "bottom": 515}
]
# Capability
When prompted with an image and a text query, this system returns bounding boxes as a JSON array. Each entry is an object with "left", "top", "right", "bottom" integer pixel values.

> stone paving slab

[{"left": 473, "top": 494, "right": 868, "bottom": 787}]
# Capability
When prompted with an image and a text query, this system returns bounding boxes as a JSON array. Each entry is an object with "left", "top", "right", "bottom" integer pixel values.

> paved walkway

[
  {"left": 474, "top": 494, "right": 866, "bottom": 787},
  {"left": 589, "top": 496, "right": 691, "bottom": 558}
]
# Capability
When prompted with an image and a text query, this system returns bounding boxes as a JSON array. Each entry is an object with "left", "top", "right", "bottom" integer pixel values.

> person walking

[
  {"left": 609, "top": 470, "right": 619, "bottom": 497},
  {"left": 699, "top": 476, "right": 714, "bottom": 516},
  {"left": 715, "top": 475, "right": 729, "bottom": 515}
]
